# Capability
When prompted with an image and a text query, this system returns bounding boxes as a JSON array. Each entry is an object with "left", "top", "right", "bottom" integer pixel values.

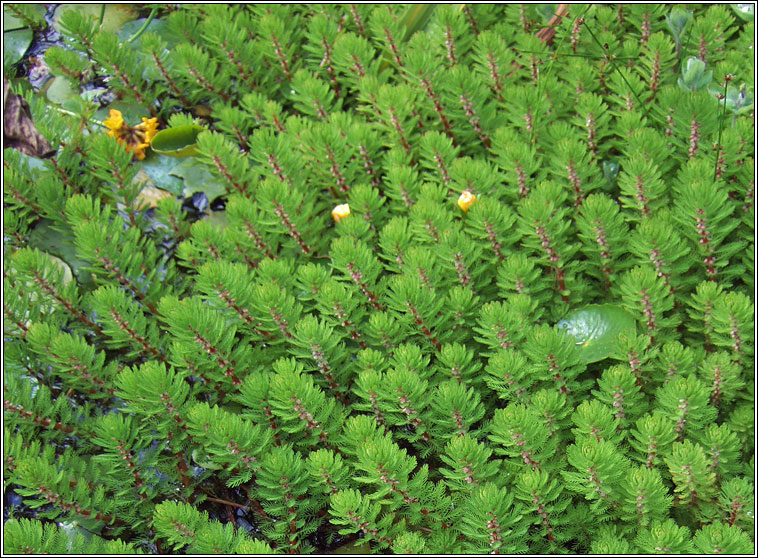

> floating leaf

[
  {"left": 3, "top": 28, "right": 33, "bottom": 68},
  {"left": 95, "top": 101, "right": 149, "bottom": 127},
  {"left": 53, "top": 4, "right": 136, "bottom": 34},
  {"left": 3, "top": 8, "right": 26, "bottom": 31},
  {"left": 170, "top": 158, "right": 228, "bottom": 203},
  {"left": 44, "top": 75, "right": 78, "bottom": 105},
  {"left": 150, "top": 125, "right": 204, "bottom": 158},
  {"left": 117, "top": 17, "right": 172, "bottom": 48},
  {"left": 138, "top": 154, "right": 185, "bottom": 196},
  {"left": 28, "top": 220, "right": 95, "bottom": 290},
  {"left": 556, "top": 304, "right": 637, "bottom": 363},
  {"left": 3, "top": 4, "right": 46, "bottom": 30}
]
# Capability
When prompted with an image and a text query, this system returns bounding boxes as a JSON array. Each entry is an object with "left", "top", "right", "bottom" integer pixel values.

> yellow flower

[
  {"left": 103, "top": 109, "right": 158, "bottom": 160},
  {"left": 457, "top": 190, "right": 476, "bottom": 212},
  {"left": 332, "top": 203, "right": 350, "bottom": 223}
]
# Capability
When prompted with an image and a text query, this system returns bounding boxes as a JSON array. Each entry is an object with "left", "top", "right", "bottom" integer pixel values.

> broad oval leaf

[
  {"left": 3, "top": 28, "right": 33, "bottom": 67},
  {"left": 150, "top": 125, "right": 204, "bottom": 158},
  {"left": 138, "top": 154, "right": 184, "bottom": 195},
  {"left": 170, "top": 158, "right": 228, "bottom": 202},
  {"left": 44, "top": 75, "right": 77, "bottom": 105},
  {"left": 556, "top": 304, "right": 636, "bottom": 363}
]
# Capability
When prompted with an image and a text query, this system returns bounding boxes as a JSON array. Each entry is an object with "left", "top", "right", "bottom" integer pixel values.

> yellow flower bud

[
  {"left": 457, "top": 190, "right": 476, "bottom": 212},
  {"left": 332, "top": 203, "right": 350, "bottom": 223}
]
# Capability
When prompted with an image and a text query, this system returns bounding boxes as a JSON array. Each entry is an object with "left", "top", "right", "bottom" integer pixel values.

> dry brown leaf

[
  {"left": 136, "top": 184, "right": 173, "bottom": 210},
  {"left": 3, "top": 79, "right": 56, "bottom": 158},
  {"left": 536, "top": 4, "right": 571, "bottom": 45}
]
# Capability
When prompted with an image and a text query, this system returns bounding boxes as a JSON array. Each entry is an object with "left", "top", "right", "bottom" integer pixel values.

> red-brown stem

[
  {"left": 187, "top": 66, "right": 230, "bottom": 102},
  {"left": 273, "top": 202, "right": 311, "bottom": 255},
  {"left": 349, "top": 4, "right": 366, "bottom": 36},
  {"left": 388, "top": 108, "right": 411, "bottom": 155},
  {"left": 406, "top": 302, "right": 441, "bottom": 351},
  {"left": 191, "top": 328, "right": 241, "bottom": 385},
  {"left": 94, "top": 249, "right": 160, "bottom": 316},
  {"left": 444, "top": 25, "right": 457, "bottom": 65},
  {"left": 689, "top": 117, "right": 702, "bottom": 159},
  {"left": 109, "top": 307, "right": 166, "bottom": 362},
  {"left": 535, "top": 225, "right": 568, "bottom": 300},
  {"left": 4, "top": 400, "right": 76, "bottom": 433},
  {"left": 243, "top": 220, "right": 275, "bottom": 259},
  {"left": 150, "top": 49, "right": 192, "bottom": 106},
  {"left": 31, "top": 271, "right": 103, "bottom": 335},
  {"left": 462, "top": 5, "right": 480, "bottom": 35},
  {"left": 420, "top": 75, "right": 455, "bottom": 140},
  {"left": 346, "top": 262, "right": 384, "bottom": 310},
  {"left": 459, "top": 93, "right": 491, "bottom": 148},
  {"left": 211, "top": 155, "right": 249, "bottom": 197},
  {"left": 175, "top": 450, "right": 191, "bottom": 488},
  {"left": 695, "top": 209, "right": 717, "bottom": 279}
]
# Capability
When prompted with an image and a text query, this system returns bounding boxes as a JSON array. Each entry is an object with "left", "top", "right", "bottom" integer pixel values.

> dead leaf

[
  {"left": 136, "top": 184, "right": 173, "bottom": 209},
  {"left": 3, "top": 79, "right": 56, "bottom": 158},
  {"left": 536, "top": 4, "right": 571, "bottom": 45}
]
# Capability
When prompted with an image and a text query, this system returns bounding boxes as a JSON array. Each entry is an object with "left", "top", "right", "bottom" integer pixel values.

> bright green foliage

[
  {"left": 329, "top": 488, "right": 395, "bottom": 548},
  {"left": 656, "top": 375, "right": 718, "bottom": 441},
  {"left": 306, "top": 448, "right": 352, "bottom": 499},
  {"left": 717, "top": 477, "right": 755, "bottom": 532},
  {"left": 25, "top": 322, "right": 117, "bottom": 397},
  {"left": 618, "top": 466, "right": 673, "bottom": 527},
  {"left": 152, "top": 500, "right": 274, "bottom": 553},
  {"left": 592, "top": 365, "right": 647, "bottom": 428},
  {"left": 563, "top": 436, "right": 629, "bottom": 515},
  {"left": 673, "top": 167, "right": 745, "bottom": 285},
  {"left": 256, "top": 445, "right": 320, "bottom": 552},
  {"left": 571, "top": 399, "right": 624, "bottom": 446},
  {"left": 697, "top": 351, "right": 745, "bottom": 409},
  {"left": 439, "top": 433, "right": 501, "bottom": 492},
  {"left": 687, "top": 280, "right": 725, "bottom": 350},
  {"left": 3, "top": 3, "right": 753, "bottom": 555},
  {"left": 458, "top": 483, "right": 528, "bottom": 554},
  {"left": 3, "top": 518, "right": 142, "bottom": 555},
  {"left": 589, "top": 525, "right": 634, "bottom": 554},
  {"left": 88, "top": 285, "right": 165, "bottom": 362},
  {"left": 489, "top": 403, "right": 559, "bottom": 475},
  {"left": 617, "top": 265, "right": 680, "bottom": 345},
  {"left": 711, "top": 290, "right": 754, "bottom": 365},
  {"left": 522, "top": 323, "right": 587, "bottom": 395},
  {"left": 574, "top": 193, "right": 630, "bottom": 290},
  {"left": 692, "top": 521, "right": 755, "bottom": 554},
  {"left": 513, "top": 468, "right": 574, "bottom": 552},
  {"left": 634, "top": 518, "right": 694, "bottom": 554},
  {"left": 267, "top": 358, "right": 343, "bottom": 447},
  {"left": 185, "top": 402, "right": 272, "bottom": 487},
  {"left": 628, "top": 411, "right": 678, "bottom": 470},
  {"left": 665, "top": 439, "right": 717, "bottom": 517},
  {"left": 91, "top": 413, "right": 162, "bottom": 509}
]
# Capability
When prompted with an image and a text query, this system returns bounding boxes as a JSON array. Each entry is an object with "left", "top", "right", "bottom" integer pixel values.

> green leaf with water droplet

[{"left": 556, "top": 304, "right": 637, "bottom": 363}]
